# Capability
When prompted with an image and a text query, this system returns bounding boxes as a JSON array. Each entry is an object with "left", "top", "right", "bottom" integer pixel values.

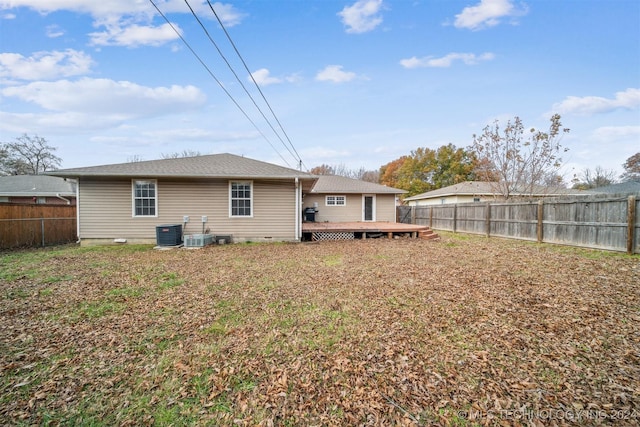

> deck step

[{"left": 418, "top": 229, "right": 440, "bottom": 241}]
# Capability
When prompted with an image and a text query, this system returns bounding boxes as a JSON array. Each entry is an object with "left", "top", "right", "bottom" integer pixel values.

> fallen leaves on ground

[{"left": 1, "top": 235, "right": 639, "bottom": 426}]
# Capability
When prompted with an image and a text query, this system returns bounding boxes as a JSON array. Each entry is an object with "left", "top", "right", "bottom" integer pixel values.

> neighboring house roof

[
  {"left": 0, "top": 175, "right": 76, "bottom": 197},
  {"left": 404, "top": 181, "right": 584, "bottom": 201},
  {"left": 310, "top": 175, "right": 406, "bottom": 194},
  {"left": 586, "top": 181, "right": 640, "bottom": 195},
  {"left": 404, "top": 181, "right": 496, "bottom": 201},
  {"left": 48, "top": 153, "right": 315, "bottom": 180}
]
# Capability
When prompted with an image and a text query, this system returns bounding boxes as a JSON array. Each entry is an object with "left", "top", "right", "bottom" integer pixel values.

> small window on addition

[
  {"left": 473, "top": 197, "right": 481, "bottom": 202},
  {"left": 326, "top": 195, "right": 346, "bottom": 206}
]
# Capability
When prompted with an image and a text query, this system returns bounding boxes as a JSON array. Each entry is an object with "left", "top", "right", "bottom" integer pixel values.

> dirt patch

[{"left": 1, "top": 235, "right": 639, "bottom": 425}]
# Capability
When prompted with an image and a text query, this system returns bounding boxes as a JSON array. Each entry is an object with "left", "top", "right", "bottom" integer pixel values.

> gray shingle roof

[
  {"left": 0, "top": 175, "right": 76, "bottom": 196},
  {"left": 48, "top": 153, "right": 315, "bottom": 180},
  {"left": 586, "top": 181, "right": 640, "bottom": 195},
  {"left": 310, "top": 175, "right": 406, "bottom": 194},
  {"left": 404, "top": 181, "right": 584, "bottom": 201}
]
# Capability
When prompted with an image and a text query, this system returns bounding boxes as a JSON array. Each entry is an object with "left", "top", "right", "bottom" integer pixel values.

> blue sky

[{"left": 0, "top": 0, "right": 638, "bottom": 180}]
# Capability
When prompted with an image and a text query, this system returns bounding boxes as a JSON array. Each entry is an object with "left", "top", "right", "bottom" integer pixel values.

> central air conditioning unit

[
  {"left": 156, "top": 224, "right": 182, "bottom": 246},
  {"left": 184, "top": 233, "right": 214, "bottom": 248}
]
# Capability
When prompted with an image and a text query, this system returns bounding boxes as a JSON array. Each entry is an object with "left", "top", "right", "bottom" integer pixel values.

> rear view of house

[{"left": 50, "top": 153, "right": 316, "bottom": 245}]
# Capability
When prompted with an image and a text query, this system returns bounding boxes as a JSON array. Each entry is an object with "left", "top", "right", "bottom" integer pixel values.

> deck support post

[{"left": 388, "top": 232, "right": 393, "bottom": 239}]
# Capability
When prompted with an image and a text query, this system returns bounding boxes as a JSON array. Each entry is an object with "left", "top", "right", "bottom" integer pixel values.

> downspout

[
  {"left": 56, "top": 193, "right": 71, "bottom": 205},
  {"left": 75, "top": 178, "right": 81, "bottom": 243},
  {"left": 295, "top": 177, "right": 300, "bottom": 241}
]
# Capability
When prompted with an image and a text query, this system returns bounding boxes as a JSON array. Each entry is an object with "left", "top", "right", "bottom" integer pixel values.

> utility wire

[
  {"left": 205, "top": 0, "right": 308, "bottom": 172},
  {"left": 183, "top": 0, "right": 300, "bottom": 166},
  {"left": 148, "top": 0, "right": 291, "bottom": 167}
]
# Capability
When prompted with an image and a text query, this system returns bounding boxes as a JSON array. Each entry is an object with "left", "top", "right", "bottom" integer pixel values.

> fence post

[
  {"left": 485, "top": 202, "right": 491, "bottom": 238},
  {"left": 411, "top": 206, "right": 416, "bottom": 225},
  {"left": 429, "top": 207, "right": 433, "bottom": 228},
  {"left": 628, "top": 195, "right": 636, "bottom": 254},
  {"left": 537, "top": 200, "right": 544, "bottom": 243},
  {"left": 41, "top": 218, "right": 45, "bottom": 247},
  {"left": 452, "top": 204, "right": 457, "bottom": 233}
]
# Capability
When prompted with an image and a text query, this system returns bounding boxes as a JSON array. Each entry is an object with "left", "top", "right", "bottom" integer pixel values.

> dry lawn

[{"left": 1, "top": 233, "right": 639, "bottom": 426}]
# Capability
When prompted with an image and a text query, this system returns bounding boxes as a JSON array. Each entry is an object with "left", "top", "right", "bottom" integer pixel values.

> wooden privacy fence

[
  {"left": 398, "top": 194, "right": 639, "bottom": 254},
  {"left": 0, "top": 204, "right": 77, "bottom": 250}
]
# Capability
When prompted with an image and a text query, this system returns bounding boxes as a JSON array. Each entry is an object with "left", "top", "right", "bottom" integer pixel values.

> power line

[
  {"left": 183, "top": 0, "right": 300, "bottom": 166},
  {"left": 205, "top": 0, "right": 308, "bottom": 172},
  {"left": 148, "top": 0, "right": 291, "bottom": 167}
]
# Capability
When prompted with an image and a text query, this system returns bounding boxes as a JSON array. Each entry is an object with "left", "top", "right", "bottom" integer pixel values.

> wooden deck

[{"left": 301, "top": 221, "right": 439, "bottom": 240}]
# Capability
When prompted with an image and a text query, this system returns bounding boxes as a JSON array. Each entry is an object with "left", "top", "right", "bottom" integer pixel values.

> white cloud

[
  {"left": 1, "top": 78, "right": 206, "bottom": 118},
  {"left": 316, "top": 65, "right": 357, "bottom": 83},
  {"left": 301, "top": 146, "right": 350, "bottom": 159},
  {"left": 89, "top": 22, "right": 180, "bottom": 47},
  {"left": 552, "top": 88, "right": 640, "bottom": 116},
  {"left": 0, "top": 110, "right": 126, "bottom": 132},
  {"left": 250, "top": 68, "right": 299, "bottom": 86},
  {"left": 0, "top": 1, "right": 244, "bottom": 25},
  {"left": 0, "top": 49, "right": 93, "bottom": 80},
  {"left": 141, "top": 128, "right": 260, "bottom": 142},
  {"left": 400, "top": 52, "right": 495, "bottom": 68},
  {"left": 45, "top": 24, "right": 64, "bottom": 38},
  {"left": 454, "top": 0, "right": 528, "bottom": 31},
  {"left": 0, "top": 1, "right": 245, "bottom": 47},
  {"left": 250, "top": 68, "right": 282, "bottom": 86},
  {"left": 338, "top": 0, "right": 384, "bottom": 34},
  {"left": 592, "top": 125, "right": 640, "bottom": 141}
]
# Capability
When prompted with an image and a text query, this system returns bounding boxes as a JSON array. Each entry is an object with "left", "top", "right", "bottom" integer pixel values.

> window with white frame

[
  {"left": 326, "top": 195, "right": 346, "bottom": 206},
  {"left": 230, "top": 181, "right": 252, "bottom": 217},
  {"left": 133, "top": 180, "right": 157, "bottom": 217}
]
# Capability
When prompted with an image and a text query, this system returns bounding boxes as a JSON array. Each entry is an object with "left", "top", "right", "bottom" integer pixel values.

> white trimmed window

[
  {"left": 133, "top": 180, "right": 157, "bottom": 217},
  {"left": 326, "top": 195, "right": 346, "bottom": 206},
  {"left": 230, "top": 181, "right": 252, "bottom": 217}
]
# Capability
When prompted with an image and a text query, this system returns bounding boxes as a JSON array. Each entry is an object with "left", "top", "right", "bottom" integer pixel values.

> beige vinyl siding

[
  {"left": 78, "top": 178, "right": 296, "bottom": 242},
  {"left": 302, "top": 194, "right": 359, "bottom": 222},
  {"left": 303, "top": 193, "right": 397, "bottom": 223},
  {"left": 374, "top": 194, "right": 397, "bottom": 222}
]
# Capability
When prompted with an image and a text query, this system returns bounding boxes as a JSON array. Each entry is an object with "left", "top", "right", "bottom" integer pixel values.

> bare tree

[
  {"left": 127, "top": 155, "right": 144, "bottom": 163},
  {"left": 470, "top": 114, "right": 570, "bottom": 199},
  {"left": 0, "top": 134, "right": 62, "bottom": 175},
  {"left": 620, "top": 152, "right": 640, "bottom": 182},
  {"left": 572, "top": 166, "right": 618, "bottom": 190},
  {"left": 355, "top": 168, "right": 380, "bottom": 183},
  {"left": 309, "top": 164, "right": 336, "bottom": 175},
  {"left": 309, "top": 163, "right": 379, "bottom": 182},
  {"left": 161, "top": 150, "right": 203, "bottom": 159}
]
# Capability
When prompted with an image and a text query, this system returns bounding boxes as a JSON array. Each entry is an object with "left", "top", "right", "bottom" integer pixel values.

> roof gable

[
  {"left": 310, "top": 175, "right": 406, "bottom": 194},
  {"left": 48, "top": 153, "right": 315, "bottom": 180}
]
